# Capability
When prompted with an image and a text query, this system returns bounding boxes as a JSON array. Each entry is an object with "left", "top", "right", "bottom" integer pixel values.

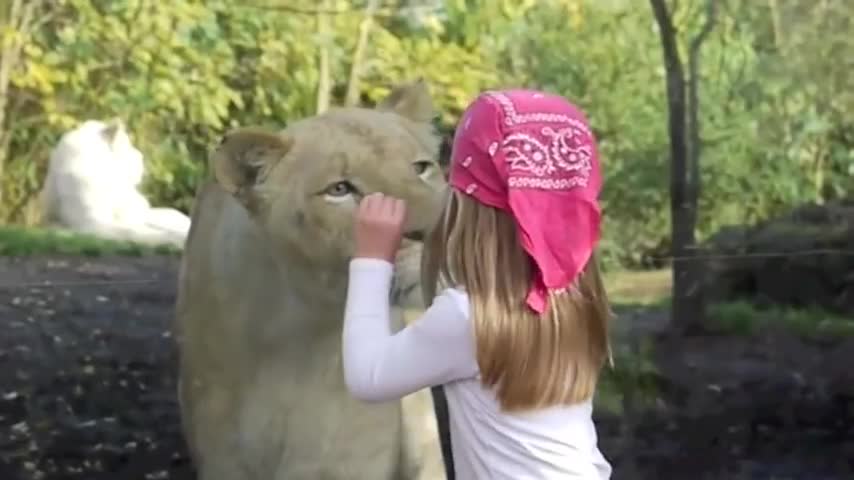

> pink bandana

[{"left": 449, "top": 90, "right": 602, "bottom": 314}]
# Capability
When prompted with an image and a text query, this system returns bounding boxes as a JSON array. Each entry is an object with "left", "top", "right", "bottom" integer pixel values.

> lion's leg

[
  {"left": 195, "top": 454, "right": 251, "bottom": 480},
  {"left": 187, "top": 414, "right": 251, "bottom": 480},
  {"left": 400, "top": 388, "right": 447, "bottom": 480},
  {"left": 179, "top": 373, "right": 252, "bottom": 480}
]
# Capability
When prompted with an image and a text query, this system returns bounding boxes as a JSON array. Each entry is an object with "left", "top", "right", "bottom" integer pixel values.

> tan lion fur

[{"left": 174, "top": 80, "right": 449, "bottom": 480}]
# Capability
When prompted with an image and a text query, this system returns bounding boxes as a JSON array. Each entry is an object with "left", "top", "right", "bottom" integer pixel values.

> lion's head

[{"left": 209, "top": 80, "right": 448, "bottom": 272}]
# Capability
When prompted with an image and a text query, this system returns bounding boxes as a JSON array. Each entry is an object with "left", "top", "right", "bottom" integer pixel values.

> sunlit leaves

[{"left": 0, "top": 0, "right": 850, "bottom": 266}]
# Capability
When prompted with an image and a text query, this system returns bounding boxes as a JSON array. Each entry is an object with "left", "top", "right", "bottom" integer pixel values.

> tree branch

[
  {"left": 689, "top": 1, "right": 719, "bottom": 64},
  {"left": 686, "top": 0, "right": 718, "bottom": 206},
  {"left": 649, "top": 0, "right": 686, "bottom": 182},
  {"left": 244, "top": 3, "right": 360, "bottom": 14},
  {"left": 242, "top": 1, "right": 396, "bottom": 16},
  {"left": 344, "top": 0, "right": 382, "bottom": 107},
  {"left": 316, "top": 0, "right": 332, "bottom": 114}
]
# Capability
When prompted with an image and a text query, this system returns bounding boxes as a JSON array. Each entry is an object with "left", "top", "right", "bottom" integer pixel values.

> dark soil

[
  {"left": 0, "top": 255, "right": 188, "bottom": 480},
  {"left": 0, "top": 255, "right": 852, "bottom": 480}
]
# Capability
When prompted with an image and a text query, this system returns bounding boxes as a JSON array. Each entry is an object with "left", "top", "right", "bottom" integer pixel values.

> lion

[
  {"left": 174, "top": 80, "right": 450, "bottom": 480},
  {"left": 40, "top": 118, "right": 191, "bottom": 247}
]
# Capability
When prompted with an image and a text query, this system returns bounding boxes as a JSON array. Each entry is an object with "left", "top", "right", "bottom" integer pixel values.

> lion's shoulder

[{"left": 178, "top": 179, "right": 272, "bottom": 292}]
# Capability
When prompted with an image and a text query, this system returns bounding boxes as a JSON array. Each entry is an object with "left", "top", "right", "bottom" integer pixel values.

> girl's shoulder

[{"left": 439, "top": 286, "right": 470, "bottom": 317}]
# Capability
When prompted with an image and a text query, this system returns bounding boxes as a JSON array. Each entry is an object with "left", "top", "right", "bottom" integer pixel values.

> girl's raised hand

[{"left": 353, "top": 193, "right": 407, "bottom": 262}]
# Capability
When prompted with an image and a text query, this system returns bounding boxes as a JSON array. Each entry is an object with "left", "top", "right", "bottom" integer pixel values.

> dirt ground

[{"left": 1, "top": 255, "right": 852, "bottom": 480}]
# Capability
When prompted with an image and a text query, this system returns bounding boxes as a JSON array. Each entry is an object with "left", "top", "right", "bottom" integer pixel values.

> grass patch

[
  {"left": 596, "top": 268, "right": 668, "bottom": 415},
  {"left": 604, "top": 268, "right": 671, "bottom": 307},
  {"left": 595, "top": 337, "right": 662, "bottom": 415},
  {"left": 0, "top": 225, "right": 180, "bottom": 257},
  {"left": 709, "top": 300, "right": 854, "bottom": 339}
]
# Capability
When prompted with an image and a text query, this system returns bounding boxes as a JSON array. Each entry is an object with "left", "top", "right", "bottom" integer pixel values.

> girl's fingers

[
  {"left": 377, "top": 195, "right": 391, "bottom": 218},
  {"left": 360, "top": 193, "right": 382, "bottom": 217},
  {"left": 357, "top": 193, "right": 370, "bottom": 212},
  {"left": 380, "top": 197, "right": 402, "bottom": 225},
  {"left": 357, "top": 193, "right": 408, "bottom": 227},
  {"left": 392, "top": 198, "right": 406, "bottom": 224},
  {"left": 382, "top": 196, "right": 397, "bottom": 222}
]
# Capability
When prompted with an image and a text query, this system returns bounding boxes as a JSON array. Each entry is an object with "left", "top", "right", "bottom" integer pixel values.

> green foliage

[
  {"left": 709, "top": 300, "right": 854, "bottom": 339},
  {"left": 1, "top": 0, "right": 851, "bottom": 266}
]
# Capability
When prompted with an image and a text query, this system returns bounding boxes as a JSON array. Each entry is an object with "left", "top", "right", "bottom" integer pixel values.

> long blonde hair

[{"left": 422, "top": 190, "right": 612, "bottom": 412}]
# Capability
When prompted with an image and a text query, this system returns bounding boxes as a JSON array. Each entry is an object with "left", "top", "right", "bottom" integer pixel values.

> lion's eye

[
  {"left": 413, "top": 160, "right": 433, "bottom": 176},
  {"left": 323, "top": 180, "right": 357, "bottom": 197}
]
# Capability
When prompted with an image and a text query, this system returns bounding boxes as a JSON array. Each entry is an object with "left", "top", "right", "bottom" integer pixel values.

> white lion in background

[{"left": 40, "top": 118, "right": 191, "bottom": 247}]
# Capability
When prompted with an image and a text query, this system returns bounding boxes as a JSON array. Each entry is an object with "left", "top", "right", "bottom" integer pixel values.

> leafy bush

[{"left": 2, "top": 0, "right": 851, "bottom": 267}]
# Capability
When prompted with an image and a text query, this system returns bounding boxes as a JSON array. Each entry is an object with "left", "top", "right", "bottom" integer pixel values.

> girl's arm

[{"left": 342, "top": 257, "right": 477, "bottom": 403}]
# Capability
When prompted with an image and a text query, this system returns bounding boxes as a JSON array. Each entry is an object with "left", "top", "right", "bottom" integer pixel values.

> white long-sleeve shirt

[{"left": 343, "top": 258, "right": 612, "bottom": 480}]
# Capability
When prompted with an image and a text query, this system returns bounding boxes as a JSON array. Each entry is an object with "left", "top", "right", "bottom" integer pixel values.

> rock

[{"left": 703, "top": 199, "right": 854, "bottom": 314}]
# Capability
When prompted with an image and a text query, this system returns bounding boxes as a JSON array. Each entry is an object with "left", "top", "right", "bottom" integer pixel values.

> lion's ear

[
  {"left": 376, "top": 78, "right": 435, "bottom": 123},
  {"left": 210, "top": 127, "right": 292, "bottom": 204},
  {"left": 100, "top": 117, "right": 126, "bottom": 144}
]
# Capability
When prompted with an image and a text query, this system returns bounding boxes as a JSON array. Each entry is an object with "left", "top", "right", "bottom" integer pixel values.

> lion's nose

[{"left": 403, "top": 230, "right": 425, "bottom": 242}]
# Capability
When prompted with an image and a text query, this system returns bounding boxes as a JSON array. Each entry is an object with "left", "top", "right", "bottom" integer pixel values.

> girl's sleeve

[{"left": 342, "top": 257, "right": 477, "bottom": 403}]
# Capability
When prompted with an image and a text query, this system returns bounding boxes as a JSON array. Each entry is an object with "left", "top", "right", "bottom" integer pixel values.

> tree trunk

[
  {"left": 344, "top": 0, "right": 381, "bottom": 107},
  {"left": 315, "top": 0, "right": 331, "bottom": 114},
  {"left": 684, "top": 0, "right": 718, "bottom": 329},
  {"left": 768, "top": 0, "right": 782, "bottom": 48},
  {"left": 649, "top": 0, "right": 717, "bottom": 332}
]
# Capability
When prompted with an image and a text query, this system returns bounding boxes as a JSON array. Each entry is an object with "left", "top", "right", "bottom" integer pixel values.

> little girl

[{"left": 343, "top": 90, "right": 613, "bottom": 479}]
